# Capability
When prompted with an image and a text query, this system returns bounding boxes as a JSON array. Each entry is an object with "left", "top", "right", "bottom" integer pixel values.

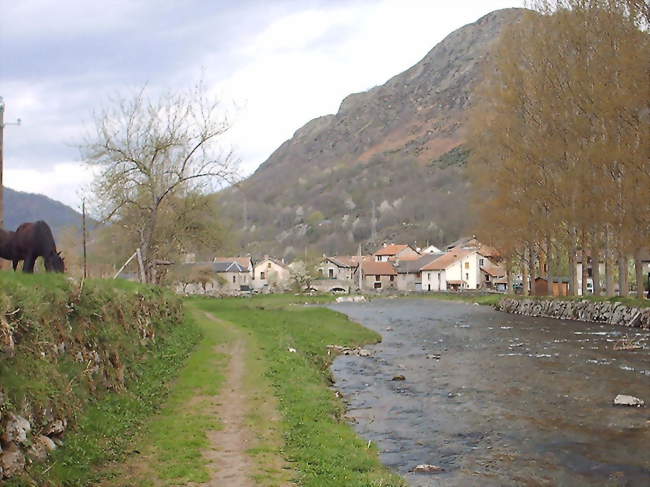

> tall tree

[{"left": 81, "top": 83, "right": 238, "bottom": 283}]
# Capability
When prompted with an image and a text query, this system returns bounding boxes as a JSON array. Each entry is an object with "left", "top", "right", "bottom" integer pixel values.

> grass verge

[
  {"left": 193, "top": 295, "right": 406, "bottom": 487},
  {"left": 7, "top": 299, "right": 200, "bottom": 487}
]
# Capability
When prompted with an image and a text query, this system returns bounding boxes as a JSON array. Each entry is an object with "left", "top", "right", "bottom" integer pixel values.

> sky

[{"left": 1, "top": 0, "right": 521, "bottom": 211}]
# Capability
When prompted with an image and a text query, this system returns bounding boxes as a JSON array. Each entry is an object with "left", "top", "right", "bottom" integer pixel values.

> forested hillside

[
  {"left": 5, "top": 187, "right": 85, "bottom": 234},
  {"left": 219, "top": 9, "right": 524, "bottom": 259}
]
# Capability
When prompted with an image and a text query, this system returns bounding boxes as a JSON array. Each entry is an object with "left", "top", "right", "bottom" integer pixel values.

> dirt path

[
  {"left": 199, "top": 312, "right": 292, "bottom": 487},
  {"left": 202, "top": 337, "right": 255, "bottom": 486}
]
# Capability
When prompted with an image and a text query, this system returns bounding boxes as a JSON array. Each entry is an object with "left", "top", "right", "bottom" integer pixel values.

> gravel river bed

[{"left": 329, "top": 298, "right": 650, "bottom": 486}]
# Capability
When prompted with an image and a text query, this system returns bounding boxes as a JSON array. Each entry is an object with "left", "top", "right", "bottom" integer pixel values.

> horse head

[{"left": 46, "top": 251, "right": 65, "bottom": 273}]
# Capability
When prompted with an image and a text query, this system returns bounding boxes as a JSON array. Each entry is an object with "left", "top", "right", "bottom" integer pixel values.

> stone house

[
  {"left": 360, "top": 260, "right": 397, "bottom": 291},
  {"left": 393, "top": 253, "right": 442, "bottom": 292},
  {"left": 253, "top": 257, "right": 290, "bottom": 291}
]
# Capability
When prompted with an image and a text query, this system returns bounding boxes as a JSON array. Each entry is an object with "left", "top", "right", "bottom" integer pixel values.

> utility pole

[
  {"left": 0, "top": 96, "right": 21, "bottom": 230},
  {"left": 82, "top": 199, "right": 88, "bottom": 279},
  {"left": 371, "top": 200, "right": 377, "bottom": 243}
]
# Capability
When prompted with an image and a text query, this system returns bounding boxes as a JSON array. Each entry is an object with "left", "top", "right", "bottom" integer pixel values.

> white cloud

[
  {"left": 5, "top": 162, "right": 94, "bottom": 210},
  {"left": 2, "top": 0, "right": 522, "bottom": 206}
]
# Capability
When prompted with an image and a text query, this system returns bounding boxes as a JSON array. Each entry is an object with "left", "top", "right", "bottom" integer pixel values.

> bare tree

[{"left": 81, "top": 82, "right": 238, "bottom": 283}]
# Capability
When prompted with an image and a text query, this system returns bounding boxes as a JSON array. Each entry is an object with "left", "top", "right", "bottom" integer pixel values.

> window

[
  {"left": 479, "top": 258, "right": 484, "bottom": 266},
  {"left": 375, "top": 275, "right": 380, "bottom": 281},
  {"left": 390, "top": 275, "right": 395, "bottom": 282},
  {"left": 268, "top": 263, "right": 272, "bottom": 269},
  {"left": 465, "top": 273, "right": 469, "bottom": 280},
  {"left": 260, "top": 272, "right": 265, "bottom": 280},
  {"left": 328, "top": 268, "right": 334, "bottom": 278},
  {"left": 374, "top": 282, "right": 381, "bottom": 289},
  {"left": 465, "top": 262, "right": 470, "bottom": 269},
  {"left": 232, "top": 275, "right": 236, "bottom": 283}
]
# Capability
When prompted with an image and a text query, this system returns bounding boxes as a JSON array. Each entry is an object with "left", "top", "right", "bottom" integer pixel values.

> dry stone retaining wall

[
  {"left": 496, "top": 298, "right": 650, "bottom": 329},
  {"left": 0, "top": 277, "right": 183, "bottom": 480}
]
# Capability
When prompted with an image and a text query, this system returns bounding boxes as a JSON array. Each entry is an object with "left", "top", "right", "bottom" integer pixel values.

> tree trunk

[
  {"left": 634, "top": 248, "right": 645, "bottom": 299},
  {"left": 569, "top": 234, "right": 577, "bottom": 296},
  {"left": 581, "top": 231, "right": 589, "bottom": 297},
  {"left": 545, "top": 235, "right": 553, "bottom": 296},
  {"left": 528, "top": 245, "right": 536, "bottom": 296},
  {"left": 522, "top": 253, "right": 529, "bottom": 297},
  {"left": 506, "top": 257, "right": 513, "bottom": 294},
  {"left": 618, "top": 251, "right": 628, "bottom": 297},
  {"left": 605, "top": 228, "right": 615, "bottom": 296},
  {"left": 592, "top": 242, "right": 601, "bottom": 297}
]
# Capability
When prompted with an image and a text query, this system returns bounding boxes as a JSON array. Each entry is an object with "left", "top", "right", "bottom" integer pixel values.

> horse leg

[
  {"left": 12, "top": 259, "right": 18, "bottom": 271},
  {"left": 23, "top": 255, "right": 36, "bottom": 273}
]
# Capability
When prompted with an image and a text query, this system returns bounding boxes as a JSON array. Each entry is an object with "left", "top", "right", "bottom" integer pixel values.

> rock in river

[{"left": 613, "top": 394, "right": 645, "bottom": 407}]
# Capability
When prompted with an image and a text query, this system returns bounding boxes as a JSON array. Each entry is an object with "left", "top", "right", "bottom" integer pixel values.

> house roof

[
  {"left": 445, "top": 237, "right": 500, "bottom": 258},
  {"left": 326, "top": 255, "right": 371, "bottom": 268},
  {"left": 373, "top": 244, "right": 417, "bottom": 257},
  {"left": 212, "top": 261, "right": 248, "bottom": 273},
  {"left": 362, "top": 261, "right": 397, "bottom": 276},
  {"left": 481, "top": 264, "right": 506, "bottom": 277},
  {"left": 394, "top": 253, "right": 442, "bottom": 273},
  {"left": 421, "top": 249, "right": 471, "bottom": 271},
  {"left": 214, "top": 256, "right": 252, "bottom": 268}
]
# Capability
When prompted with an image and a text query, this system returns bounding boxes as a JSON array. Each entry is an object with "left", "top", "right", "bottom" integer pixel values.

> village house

[
  {"left": 394, "top": 253, "right": 442, "bottom": 292},
  {"left": 360, "top": 260, "right": 397, "bottom": 291},
  {"left": 421, "top": 248, "right": 494, "bottom": 291},
  {"left": 480, "top": 262, "right": 507, "bottom": 290},
  {"left": 421, "top": 249, "right": 470, "bottom": 291},
  {"left": 318, "top": 256, "right": 362, "bottom": 281},
  {"left": 174, "top": 258, "right": 252, "bottom": 295},
  {"left": 373, "top": 244, "right": 420, "bottom": 262},
  {"left": 252, "top": 256, "right": 290, "bottom": 292}
]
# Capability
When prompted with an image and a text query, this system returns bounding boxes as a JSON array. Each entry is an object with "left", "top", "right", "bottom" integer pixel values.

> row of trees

[{"left": 469, "top": 0, "right": 649, "bottom": 297}]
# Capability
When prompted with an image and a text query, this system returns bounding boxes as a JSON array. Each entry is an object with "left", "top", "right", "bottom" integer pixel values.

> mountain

[
  {"left": 4, "top": 187, "right": 85, "bottom": 235},
  {"left": 220, "top": 8, "right": 524, "bottom": 259}
]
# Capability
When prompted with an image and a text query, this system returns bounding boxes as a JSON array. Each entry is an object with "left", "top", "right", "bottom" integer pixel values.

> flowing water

[{"left": 330, "top": 298, "right": 650, "bottom": 486}]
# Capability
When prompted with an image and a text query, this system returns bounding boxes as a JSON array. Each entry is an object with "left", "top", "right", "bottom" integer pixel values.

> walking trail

[
  {"left": 197, "top": 312, "right": 292, "bottom": 487},
  {"left": 101, "top": 311, "right": 292, "bottom": 487}
]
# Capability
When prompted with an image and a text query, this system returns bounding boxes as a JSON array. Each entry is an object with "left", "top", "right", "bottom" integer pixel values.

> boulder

[
  {"left": 2, "top": 413, "right": 31, "bottom": 445},
  {"left": 391, "top": 375, "right": 406, "bottom": 381},
  {"left": 0, "top": 443, "right": 25, "bottom": 478},
  {"left": 44, "top": 419, "right": 66, "bottom": 436},
  {"left": 27, "top": 435, "right": 57, "bottom": 462},
  {"left": 613, "top": 394, "right": 645, "bottom": 407}
]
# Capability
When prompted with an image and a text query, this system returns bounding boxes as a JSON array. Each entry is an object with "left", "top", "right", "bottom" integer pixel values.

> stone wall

[
  {"left": 0, "top": 276, "right": 183, "bottom": 480},
  {"left": 496, "top": 298, "right": 650, "bottom": 329}
]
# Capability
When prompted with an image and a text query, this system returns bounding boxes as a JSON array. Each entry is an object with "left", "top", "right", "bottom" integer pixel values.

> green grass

[
  {"left": 193, "top": 295, "right": 406, "bottom": 487},
  {"left": 7, "top": 303, "right": 201, "bottom": 487},
  {"left": 412, "top": 292, "right": 503, "bottom": 306},
  {"left": 100, "top": 306, "right": 231, "bottom": 486}
]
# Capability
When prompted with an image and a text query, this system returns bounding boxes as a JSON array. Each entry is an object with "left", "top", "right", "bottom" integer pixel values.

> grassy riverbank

[
  {"left": 192, "top": 295, "right": 405, "bottom": 487},
  {"left": 1, "top": 274, "right": 198, "bottom": 487}
]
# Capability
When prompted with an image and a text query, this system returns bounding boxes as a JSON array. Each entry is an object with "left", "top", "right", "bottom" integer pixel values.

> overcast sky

[{"left": 1, "top": 0, "right": 520, "bottom": 210}]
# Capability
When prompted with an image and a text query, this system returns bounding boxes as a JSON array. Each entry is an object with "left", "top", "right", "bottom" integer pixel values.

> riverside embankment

[
  {"left": 496, "top": 297, "right": 650, "bottom": 329},
  {"left": 330, "top": 298, "right": 650, "bottom": 486},
  {"left": 0, "top": 273, "right": 197, "bottom": 485}
]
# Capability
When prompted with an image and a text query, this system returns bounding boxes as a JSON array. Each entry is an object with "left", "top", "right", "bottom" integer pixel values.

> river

[{"left": 330, "top": 298, "right": 650, "bottom": 486}]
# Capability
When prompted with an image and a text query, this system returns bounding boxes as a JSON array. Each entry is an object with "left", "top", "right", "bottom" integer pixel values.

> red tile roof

[
  {"left": 420, "top": 249, "right": 471, "bottom": 271},
  {"left": 374, "top": 244, "right": 416, "bottom": 257},
  {"left": 362, "top": 261, "right": 397, "bottom": 276}
]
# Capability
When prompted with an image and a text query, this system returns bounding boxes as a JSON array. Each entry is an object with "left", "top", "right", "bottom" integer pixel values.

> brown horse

[{"left": 0, "top": 221, "right": 65, "bottom": 273}]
